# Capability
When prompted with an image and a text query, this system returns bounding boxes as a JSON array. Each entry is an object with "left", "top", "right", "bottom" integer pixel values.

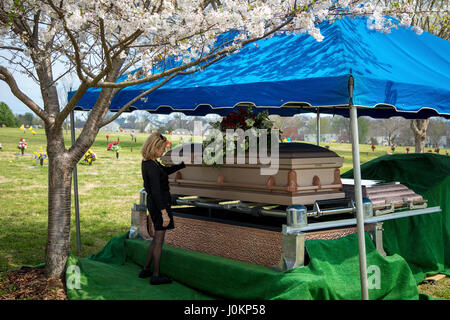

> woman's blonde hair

[{"left": 141, "top": 132, "right": 167, "bottom": 160}]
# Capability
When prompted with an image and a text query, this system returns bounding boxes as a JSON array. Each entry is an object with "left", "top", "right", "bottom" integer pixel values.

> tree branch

[
  {"left": 99, "top": 53, "right": 228, "bottom": 128},
  {"left": 55, "top": 81, "right": 89, "bottom": 126},
  {"left": 0, "top": 65, "right": 49, "bottom": 124},
  {"left": 99, "top": 72, "right": 179, "bottom": 128},
  {"left": 0, "top": 46, "right": 24, "bottom": 52},
  {"left": 99, "top": 18, "right": 113, "bottom": 71},
  {"left": 46, "top": 0, "right": 87, "bottom": 82}
]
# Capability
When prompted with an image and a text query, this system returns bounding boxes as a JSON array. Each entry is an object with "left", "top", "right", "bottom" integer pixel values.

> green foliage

[{"left": 0, "top": 102, "right": 20, "bottom": 128}]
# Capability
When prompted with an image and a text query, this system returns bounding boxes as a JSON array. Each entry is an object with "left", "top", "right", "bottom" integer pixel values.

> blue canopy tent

[
  {"left": 70, "top": 17, "right": 450, "bottom": 119},
  {"left": 68, "top": 16, "right": 450, "bottom": 300}
]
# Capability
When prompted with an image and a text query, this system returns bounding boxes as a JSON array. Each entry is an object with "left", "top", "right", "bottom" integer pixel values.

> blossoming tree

[{"left": 0, "top": 0, "right": 444, "bottom": 278}]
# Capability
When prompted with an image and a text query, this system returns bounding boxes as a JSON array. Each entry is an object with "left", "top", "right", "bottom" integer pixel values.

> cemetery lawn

[{"left": 0, "top": 127, "right": 448, "bottom": 299}]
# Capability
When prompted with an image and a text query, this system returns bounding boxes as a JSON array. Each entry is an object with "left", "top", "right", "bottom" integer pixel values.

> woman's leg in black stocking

[
  {"left": 143, "top": 240, "right": 156, "bottom": 270},
  {"left": 151, "top": 230, "right": 166, "bottom": 277}
]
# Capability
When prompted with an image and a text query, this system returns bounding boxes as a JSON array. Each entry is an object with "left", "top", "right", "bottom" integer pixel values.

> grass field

[{"left": 0, "top": 126, "right": 448, "bottom": 299}]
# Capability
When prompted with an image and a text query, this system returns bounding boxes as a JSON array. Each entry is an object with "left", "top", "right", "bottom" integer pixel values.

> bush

[{"left": 0, "top": 102, "right": 20, "bottom": 128}]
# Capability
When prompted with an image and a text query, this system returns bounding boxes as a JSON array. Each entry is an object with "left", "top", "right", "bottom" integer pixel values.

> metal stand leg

[
  {"left": 275, "top": 205, "right": 308, "bottom": 271},
  {"left": 369, "top": 222, "right": 386, "bottom": 257},
  {"left": 276, "top": 229, "right": 306, "bottom": 271},
  {"left": 130, "top": 189, "right": 151, "bottom": 240}
]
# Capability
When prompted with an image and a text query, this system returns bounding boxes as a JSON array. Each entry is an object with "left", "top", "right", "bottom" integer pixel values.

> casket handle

[
  {"left": 312, "top": 175, "right": 322, "bottom": 189},
  {"left": 333, "top": 168, "right": 343, "bottom": 186},
  {"left": 217, "top": 174, "right": 225, "bottom": 184},
  {"left": 286, "top": 170, "right": 297, "bottom": 193},
  {"left": 266, "top": 176, "right": 276, "bottom": 188}
]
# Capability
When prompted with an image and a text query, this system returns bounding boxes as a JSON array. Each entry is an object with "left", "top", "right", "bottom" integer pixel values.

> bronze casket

[{"left": 161, "top": 142, "right": 345, "bottom": 205}]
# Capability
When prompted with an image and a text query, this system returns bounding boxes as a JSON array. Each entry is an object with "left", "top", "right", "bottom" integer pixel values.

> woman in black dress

[{"left": 138, "top": 132, "right": 185, "bottom": 285}]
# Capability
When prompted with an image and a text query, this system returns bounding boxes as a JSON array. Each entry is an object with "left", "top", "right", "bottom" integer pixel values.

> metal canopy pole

[
  {"left": 348, "top": 69, "right": 369, "bottom": 300},
  {"left": 70, "top": 110, "right": 82, "bottom": 253},
  {"left": 316, "top": 108, "right": 320, "bottom": 146}
]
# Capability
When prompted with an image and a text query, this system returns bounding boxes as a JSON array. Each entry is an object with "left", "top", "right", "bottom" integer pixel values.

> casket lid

[
  {"left": 164, "top": 142, "right": 339, "bottom": 159},
  {"left": 277, "top": 142, "right": 340, "bottom": 158}
]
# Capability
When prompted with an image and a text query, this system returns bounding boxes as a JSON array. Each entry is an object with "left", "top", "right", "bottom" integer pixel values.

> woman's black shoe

[
  {"left": 150, "top": 275, "right": 172, "bottom": 285},
  {"left": 138, "top": 268, "right": 152, "bottom": 278}
]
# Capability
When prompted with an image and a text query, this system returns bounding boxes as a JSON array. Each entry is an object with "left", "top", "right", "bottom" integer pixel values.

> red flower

[{"left": 107, "top": 141, "right": 119, "bottom": 151}]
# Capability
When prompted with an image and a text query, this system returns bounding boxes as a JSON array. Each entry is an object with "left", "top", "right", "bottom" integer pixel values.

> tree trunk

[
  {"left": 45, "top": 152, "right": 74, "bottom": 278},
  {"left": 410, "top": 119, "right": 429, "bottom": 153}
]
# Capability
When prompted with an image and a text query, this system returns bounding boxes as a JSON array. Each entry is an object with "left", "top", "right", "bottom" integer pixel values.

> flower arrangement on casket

[
  {"left": 81, "top": 149, "right": 96, "bottom": 165},
  {"left": 202, "top": 107, "right": 281, "bottom": 167},
  {"left": 33, "top": 145, "right": 47, "bottom": 166}
]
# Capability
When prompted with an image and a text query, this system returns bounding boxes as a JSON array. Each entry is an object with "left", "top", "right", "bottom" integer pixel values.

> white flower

[{"left": 245, "top": 119, "right": 255, "bottom": 127}]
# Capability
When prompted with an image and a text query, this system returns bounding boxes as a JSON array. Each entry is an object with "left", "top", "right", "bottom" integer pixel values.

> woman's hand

[{"left": 161, "top": 209, "right": 170, "bottom": 228}]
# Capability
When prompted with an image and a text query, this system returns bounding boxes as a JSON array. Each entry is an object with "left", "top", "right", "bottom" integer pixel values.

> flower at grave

[
  {"left": 31, "top": 130, "right": 36, "bottom": 135},
  {"left": 107, "top": 141, "right": 121, "bottom": 159},
  {"left": 107, "top": 141, "right": 120, "bottom": 151},
  {"left": 371, "top": 144, "right": 376, "bottom": 151},
  {"left": 17, "top": 138, "right": 27, "bottom": 150},
  {"left": 33, "top": 145, "right": 47, "bottom": 165},
  {"left": 434, "top": 146, "right": 440, "bottom": 153},
  {"left": 82, "top": 149, "right": 96, "bottom": 165},
  {"left": 325, "top": 145, "right": 330, "bottom": 149},
  {"left": 406, "top": 147, "right": 410, "bottom": 153}
]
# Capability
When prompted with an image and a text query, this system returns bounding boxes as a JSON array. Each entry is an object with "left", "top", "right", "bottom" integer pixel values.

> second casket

[{"left": 161, "top": 142, "right": 345, "bottom": 206}]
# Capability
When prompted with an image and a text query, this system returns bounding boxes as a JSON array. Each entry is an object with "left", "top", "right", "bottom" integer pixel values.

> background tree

[
  {"left": 16, "top": 112, "right": 34, "bottom": 127},
  {"left": 357, "top": 117, "right": 370, "bottom": 144},
  {"left": 0, "top": 0, "right": 443, "bottom": 279},
  {"left": 0, "top": 101, "right": 20, "bottom": 127},
  {"left": 411, "top": 119, "right": 430, "bottom": 152},
  {"left": 427, "top": 118, "right": 447, "bottom": 147},
  {"left": 382, "top": 117, "right": 405, "bottom": 146}
]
